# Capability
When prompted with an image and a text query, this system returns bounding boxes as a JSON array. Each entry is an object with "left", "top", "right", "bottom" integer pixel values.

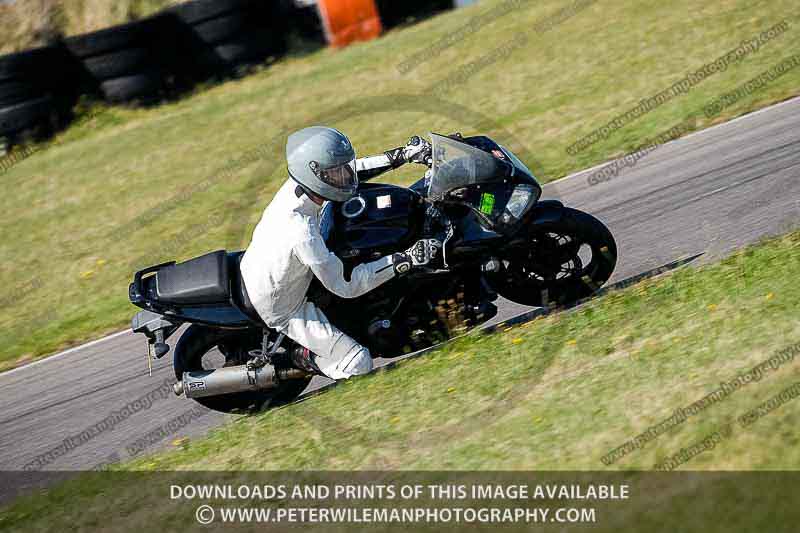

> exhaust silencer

[{"left": 176, "top": 365, "right": 309, "bottom": 398}]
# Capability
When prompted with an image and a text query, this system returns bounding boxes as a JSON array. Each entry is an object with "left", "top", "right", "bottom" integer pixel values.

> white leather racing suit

[{"left": 239, "top": 175, "right": 397, "bottom": 380}]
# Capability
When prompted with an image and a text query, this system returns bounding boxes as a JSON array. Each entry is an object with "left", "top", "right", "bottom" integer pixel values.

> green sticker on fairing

[{"left": 479, "top": 192, "right": 495, "bottom": 215}]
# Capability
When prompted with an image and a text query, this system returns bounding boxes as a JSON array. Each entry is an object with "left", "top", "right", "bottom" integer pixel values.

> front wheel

[
  {"left": 489, "top": 207, "right": 617, "bottom": 307},
  {"left": 173, "top": 325, "right": 313, "bottom": 414}
]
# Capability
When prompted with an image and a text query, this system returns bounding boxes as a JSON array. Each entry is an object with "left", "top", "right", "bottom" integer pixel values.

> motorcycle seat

[
  {"left": 153, "top": 249, "right": 264, "bottom": 325},
  {"left": 155, "top": 250, "right": 230, "bottom": 305}
]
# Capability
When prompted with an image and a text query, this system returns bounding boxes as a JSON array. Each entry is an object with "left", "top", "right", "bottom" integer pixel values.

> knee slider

[{"left": 339, "top": 344, "right": 373, "bottom": 377}]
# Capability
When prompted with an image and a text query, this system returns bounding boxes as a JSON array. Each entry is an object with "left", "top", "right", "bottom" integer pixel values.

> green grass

[
  {"left": 2, "top": 0, "right": 800, "bottom": 370},
  {"left": 3, "top": 230, "right": 800, "bottom": 532}
]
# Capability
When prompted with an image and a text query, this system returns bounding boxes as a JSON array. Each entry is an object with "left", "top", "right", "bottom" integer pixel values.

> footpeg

[
  {"left": 246, "top": 353, "right": 269, "bottom": 370},
  {"left": 482, "top": 258, "right": 501, "bottom": 273},
  {"left": 290, "top": 346, "right": 322, "bottom": 374}
]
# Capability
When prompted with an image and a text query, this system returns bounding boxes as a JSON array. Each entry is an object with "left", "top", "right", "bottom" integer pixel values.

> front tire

[
  {"left": 173, "top": 325, "right": 312, "bottom": 414},
  {"left": 490, "top": 207, "right": 617, "bottom": 307}
]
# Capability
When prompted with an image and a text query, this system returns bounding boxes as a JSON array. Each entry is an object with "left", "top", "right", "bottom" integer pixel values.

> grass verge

[
  {"left": 2, "top": 230, "right": 800, "bottom": 530},
  {"left": 1, "top": 0, "right": 800, "bottom": 369}
]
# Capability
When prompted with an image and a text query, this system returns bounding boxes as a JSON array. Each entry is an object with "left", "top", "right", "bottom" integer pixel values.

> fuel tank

[{"left": 329, "top": 183, "right": 426, "bottom": 261}]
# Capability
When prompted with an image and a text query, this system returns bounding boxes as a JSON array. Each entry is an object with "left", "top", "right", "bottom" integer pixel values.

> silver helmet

[{"left": 286, "top": 126, "right": 357, "bottom": 202}]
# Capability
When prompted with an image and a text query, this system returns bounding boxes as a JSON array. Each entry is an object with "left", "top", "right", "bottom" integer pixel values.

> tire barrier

[
  {"left": 65, "top": 14, "right": 181, "bottom": 105},
  {"left": 0, "top": 43, "right": 80, "bottom": 143},
  {"left": 0, "top": 0, "right": 289, "bottom": 146},
  {"left": 168, "top": 0, "right": 288, "bottom": 84},
  {"left": 0, "top": 0, "right": 453, "bottom": 149}
]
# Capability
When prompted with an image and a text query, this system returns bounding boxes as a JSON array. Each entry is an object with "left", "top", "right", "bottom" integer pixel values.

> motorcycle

[{"left": 129, "top": 133, "right": 617, "bottom": 413}]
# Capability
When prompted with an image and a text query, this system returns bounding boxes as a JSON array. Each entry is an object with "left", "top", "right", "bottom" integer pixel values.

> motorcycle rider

[{"left": 240, "top": 126, "right": 440, "bottom": 380}]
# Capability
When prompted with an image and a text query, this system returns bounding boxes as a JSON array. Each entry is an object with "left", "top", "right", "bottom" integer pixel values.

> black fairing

[
  {"left": 423, "top": 135, "right": 543, "bottom": 260},
  {"left": 328, "top": 183, "right": 426, "bottom": 262}
]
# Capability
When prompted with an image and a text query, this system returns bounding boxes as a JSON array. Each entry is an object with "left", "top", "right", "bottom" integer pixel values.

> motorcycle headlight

[{"left": 504, "top": 183, "right": 536, "bottom": 220}]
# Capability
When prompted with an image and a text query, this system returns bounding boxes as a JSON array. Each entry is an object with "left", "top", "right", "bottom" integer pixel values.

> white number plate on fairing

[{"left": 376, "top": 195, "right": 392, "bottom": 209}]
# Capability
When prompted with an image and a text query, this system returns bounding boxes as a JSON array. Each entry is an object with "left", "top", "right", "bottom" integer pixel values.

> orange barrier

[{"left": 317, "top": 0, "right": 383, "bottom": 48}]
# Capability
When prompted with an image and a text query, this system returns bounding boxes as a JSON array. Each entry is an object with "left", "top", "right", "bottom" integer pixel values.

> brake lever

[{"left": 441, "top": 222, "right": 454, "bottom": 269}]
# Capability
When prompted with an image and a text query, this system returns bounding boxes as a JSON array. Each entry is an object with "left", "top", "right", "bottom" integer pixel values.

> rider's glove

[
  {"left": 393, "top": 239, "right": 442, "bottom": 276},
  {"left": 403, "top": 136, "right": 431, "bottom": 165},
  {"left": 384, "top": 147, "right": 405, "bottom": 168},
  {"left": 384, "top": 136, "right": 431, "bottom": 168}
]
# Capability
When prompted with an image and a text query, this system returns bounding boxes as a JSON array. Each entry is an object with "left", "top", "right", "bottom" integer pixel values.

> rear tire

[
  {"left": 173, "top": 325, "right": 312, "bottom": 414},
  {"left": 0, "top": 80, "right": 44, "bottom": 107},
  {"left": 213, "top": 34, "right": 281, "bottom": 65},
  {"left": 490, "top": 207, "right": 617, "bottom": 307},
  {"left": 82, "top": 48, "right": 151, "bottom": 81},
  {"left": 99, "top": 71, "right": 165, "bottom": 104},
  {"left": 169, "top": 0, "right": 252, "bottom": 25},
  {"left": 64, "top": 18, "right": 162, "bottom": 57},
  {"left": 192, "top": 13, "right": 248, "bottom": 45},
  {"left": 0, "top": 96, "right": 56, "bottom": 137}
]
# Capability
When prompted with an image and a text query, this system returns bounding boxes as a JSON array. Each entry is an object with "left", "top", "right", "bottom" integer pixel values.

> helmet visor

[{"left": 318, "top": 158, "right": 358, "bottom": 191}]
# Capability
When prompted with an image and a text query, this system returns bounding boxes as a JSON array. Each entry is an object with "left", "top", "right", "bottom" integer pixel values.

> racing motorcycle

[{"left": 129, "top": 133, "right": 617, "bottom": 413}]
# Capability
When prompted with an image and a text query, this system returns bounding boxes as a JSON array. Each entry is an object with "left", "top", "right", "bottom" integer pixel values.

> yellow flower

[
  {"left": 96, "top": 259, "right": 107, "bottom": 266},
  {"left": 566, "top": 339, "right": 577, "bottom": 346},
  {"left": 765, "top": 292, "right": 774, "bottom": 300},
  {"left": 707, "top": 304, "right": 717, "bottom": 311},
  {"left": 80, "top": 270, "right": 94, "bottom": 279},
  {"left": 172, "top": 437, "right": 189, "bottom": 447},
  {"left": 512, "top": 338, "right": 523, "bottom": 345},
  {"left": 447, "top": 387, "right": 456, "bottom": 394},
  {"left": 390, "top": 416, "right": 401, "bottom": 424}
]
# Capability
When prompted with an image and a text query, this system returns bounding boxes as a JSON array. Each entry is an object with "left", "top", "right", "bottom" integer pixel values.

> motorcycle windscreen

[{"left": 428, "top": 133, "right": 508, "bottom": 199}]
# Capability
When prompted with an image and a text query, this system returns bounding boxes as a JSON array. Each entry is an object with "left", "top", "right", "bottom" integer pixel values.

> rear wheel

[
  {"left": 99, "top": 71, "right": 166, "bottom": 104},
  {"left": 490, "top": 207, "right": 617, "bottom": 307},
  {"left": 173, "top": 325, "right": 312, "bottom": 414}
]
